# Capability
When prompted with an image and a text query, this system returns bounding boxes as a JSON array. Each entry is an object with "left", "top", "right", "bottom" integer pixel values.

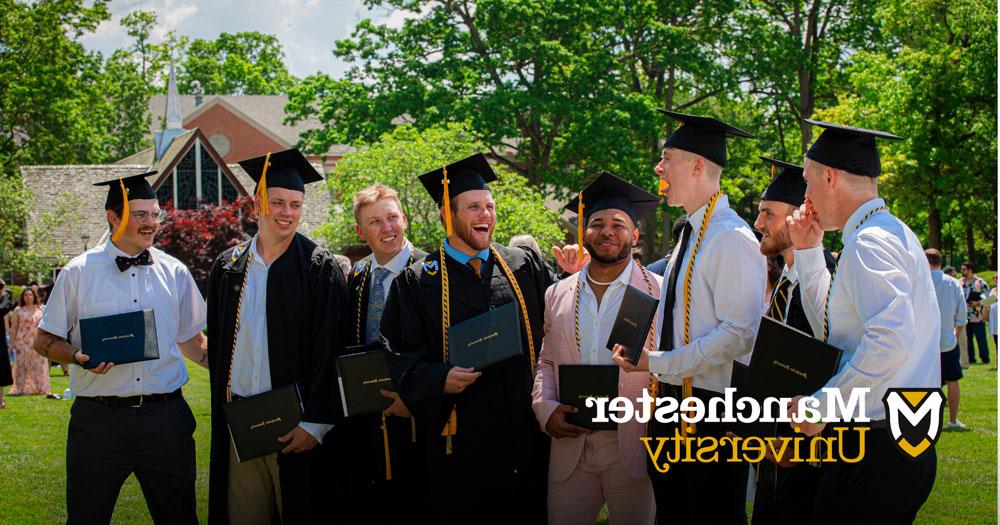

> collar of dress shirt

[
  {"left": 443, "top": 238, "right": 491, "bottom": 265},
  {"left": 782, "top": 263, "right": 799, "bottom": 285},
  {"left": 248, "top": 235, "right": 271, "bottom": 270},
  {"left": 104, "top": 239, "right": 144, "bottom": 260},
  {"left": 578, "top": 259, "right": 634, "bottom": 291},
  {"left": 686, "top": 193, "right": 730, "bottom": 229},
  {"left": 372, "top": 241, "right": 412, "bottom": 274},
  {"left": 841, "top": 197, "right": 887, "bottom": 242}
]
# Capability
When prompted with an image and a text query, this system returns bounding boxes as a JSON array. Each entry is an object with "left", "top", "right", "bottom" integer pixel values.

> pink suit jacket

[{"left": 531, "top": 264, "right": 662, "bottom": 481}]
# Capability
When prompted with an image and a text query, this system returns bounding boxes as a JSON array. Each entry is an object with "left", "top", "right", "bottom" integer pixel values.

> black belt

[{"left": 79, "top": 388, "right": 182, "bottom": 408}]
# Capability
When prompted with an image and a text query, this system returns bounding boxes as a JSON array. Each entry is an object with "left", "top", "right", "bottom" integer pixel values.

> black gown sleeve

[
  {"left": 302, "top": 251, "right": 350, "bottom": 425},
  {"left": 381, "top": 270, "right": 455, "bottom": 426}
]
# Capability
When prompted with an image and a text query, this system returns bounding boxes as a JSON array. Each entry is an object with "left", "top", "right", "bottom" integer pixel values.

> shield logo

[
  {"left": 423, "top": 260, "right": 439, "bottom": 276},
  {"left": 882, "top": 388, "right": 943, "bottom": 459}
]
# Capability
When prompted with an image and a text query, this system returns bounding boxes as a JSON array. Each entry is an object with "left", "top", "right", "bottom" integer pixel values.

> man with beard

[
  {"left": 786, "top": 121, "right": 939, "bottom": 523},
  {"left": 380, "top": 153, "right": 558, "bottom": 523},
  {"left": 205, "top": 149, "right": 347, "bottom": 524},
  {"left": 340, "top": 183, "right": 427, "bottom": 523},
  {"left": 750, "top": 157, "right": 835, "bottom": 524},
  {"left": 532, "top": 172, "right": 660, "bottom": 524},
  {"left": 34, "top": 172, "right": 208, "bottom": 524},
  {"left": 612, "top": 111, "right": 766, "bottom": 524}
]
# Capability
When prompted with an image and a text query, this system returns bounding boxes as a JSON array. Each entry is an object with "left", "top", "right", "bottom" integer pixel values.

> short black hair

[{"left": 962, "top": 261, "right": 975, "bottom": 272}]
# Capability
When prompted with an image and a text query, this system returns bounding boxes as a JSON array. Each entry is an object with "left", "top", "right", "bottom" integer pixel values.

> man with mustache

[
  {"left": 34, "top": 172, "right": 209, "bottom": 524},
  {"left": 205, "top": 149, "right": 347, "bottom": 524},
  {"left": 612, "top": 111, "right": 766, "bottom": 524},
  {"left": 750, "top": 157, "right": 835, "bottom": 524},
  {"left": 786, "top": 121, "right": 939, "bottom": 523},
  {"left": 532, "top": 172, "right": 661, "bottom": 524},
  {"left": 380, "top": 153, "right": 558, "bottom": 523},
  {"left": 339, "top": 183, "right": 428, "bottom": 523}
]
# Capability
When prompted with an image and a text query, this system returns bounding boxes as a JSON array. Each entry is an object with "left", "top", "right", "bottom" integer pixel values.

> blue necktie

[{"left": 365, "top": 267, "right": 390, "bottom": 345}]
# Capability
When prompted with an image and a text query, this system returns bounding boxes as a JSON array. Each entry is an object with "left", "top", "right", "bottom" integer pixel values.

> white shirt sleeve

[
  {"left": 648, "top": 229, "right": 766, "bottom": 378},
  {"left": 38, "top": 266, "right": 77, "bottom": 340},
  {"left": 175, "top": 267, "right": 208, "bottom": 343},
  {"left": 811, "top": 237, "right": 917, "bottom": 418},
  {"left": 299, "top": 421, "right": 333, "bottom": 443},
  {"left": 792, "top": 246, "right": 832, "bottom": 338}
]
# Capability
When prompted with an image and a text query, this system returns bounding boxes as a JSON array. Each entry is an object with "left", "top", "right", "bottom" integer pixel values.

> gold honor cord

[
  {"left": 111, "top": 180, "right": 130, "bottom": 242},
  {"left": 225, "top": 256, "right": 253, "bottom": 403},
  {"left": 822, "top": 205, "right": 888, "bottom": 341},
  {"left": 574, "top": 264, "right": 657, "bottom": 365},
  {"left": 353, "top": 250, "right": 416, "bottom": 480},
  {"left": 676, "top": 190, "right": 724, "bottom": 437},
  {"left": 256, "top": 152, "right": 272, "bottom": 216},
  {"left": 770, "top": 277, "right": 790, "bottom": 323},
  {"left": 438, "top": 244, "right": 537, "bottom": 455}
]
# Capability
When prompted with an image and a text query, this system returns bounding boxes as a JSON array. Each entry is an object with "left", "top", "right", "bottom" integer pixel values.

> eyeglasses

[{"left": 130, "top": 210, "right": 168, "bottom": 222}]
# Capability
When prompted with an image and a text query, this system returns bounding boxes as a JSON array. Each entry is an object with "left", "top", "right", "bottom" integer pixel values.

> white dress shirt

[
  {"left": 40, "top": 240, "right": 207, "bottom": 397},
  {"left": 931, "top": 270, "right": 968, "bottom": 352},
  {"left": 368, "top": 242, "right": 413, "bottom": 301},
  {"left": 794, "top": 198, "right": 941, "bottom": 420},
  {"left": 648, "top": 195, "right": 768, "bottom": 393},
  {"left": 578, "top": 260, "right": 640, "bottom": 365},
  {"left": 231, "top": 236, "right": 331, "bottom": 442}
]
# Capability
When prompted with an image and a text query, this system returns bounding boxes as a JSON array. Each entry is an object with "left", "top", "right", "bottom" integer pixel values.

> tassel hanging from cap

[
  {"left": 255, "top": 152, "right": 272, "bottom": 216},
  {"left": 441, "top": 166, "right": 453, "bottom": 236},
  {"left": 111, "top": 179, "right": 130, "bottom": 242},
  {"left": 771, "top": 164, "right": 776, "bottom": 177},
  {"left": 576, "top": 191, "right": 585, "bottom": 262}
]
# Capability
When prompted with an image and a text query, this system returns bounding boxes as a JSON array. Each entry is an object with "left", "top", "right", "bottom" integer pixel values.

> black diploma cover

[
  {"left": 447, "top": 302, "right": 523, "bottom": 370},
  {"left": 336, "top": 345, "right": 395, "bottom": 417},
  {"left": 605, "top": 285, "right": 659, "bottom": 363},
  {"left": 223, "top": 384, "right": 303, "bottom": 462},
  {"left": 558, "top": 364, "right": 619, "bottom": 431},
  {"left": 78, "top": 309, "right": 159, "bottom": 369}
]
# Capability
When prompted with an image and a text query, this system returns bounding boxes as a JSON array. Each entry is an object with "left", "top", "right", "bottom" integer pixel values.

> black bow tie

[{"left": 115, "top": 250, "right": 152, "bottom": 272}]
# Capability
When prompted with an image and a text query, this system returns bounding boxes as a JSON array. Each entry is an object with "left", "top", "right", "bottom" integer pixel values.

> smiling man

[
  {"left": 339, "top": 183, "right": 428, "bottom": 523},
  {"left": 34, "top": 171, "right": 209, "bottom": 524},
  {"left": 380, "top": 153, "right": 559, "bottom": 523},
  {"left": 205, "top": 149, "right": 348, "bottom": 525}
]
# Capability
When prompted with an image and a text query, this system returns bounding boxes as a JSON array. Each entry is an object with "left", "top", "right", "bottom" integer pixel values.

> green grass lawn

[{"left": 1, "top": 347, "right": 996, "bottom": 524}]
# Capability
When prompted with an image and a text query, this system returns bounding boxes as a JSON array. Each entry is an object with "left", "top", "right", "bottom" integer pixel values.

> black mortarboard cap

[
  {"left": 238, "top": 148, "right": 323, "bottom": 193},
  {"left": 659, "top": 110, "right": 755, "bottom": 168},
  {"left": 564, "top": 172, "right": 659, "bottom": 225},
  {"left": 93, "top": 171, "right": 158, "bottom": 209},
  {"left": 759, "top": 156, "right": 807, "bottom": 207},
  {"left": 804, "top": 120, "right": 902, "bottom": 177},
  {"left": 418, "top": 152, "right": 497, "bottom": 206}
]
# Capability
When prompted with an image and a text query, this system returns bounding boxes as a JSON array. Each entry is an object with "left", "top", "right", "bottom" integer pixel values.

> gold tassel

[
  {"left": 441, "top": 407, "right": 457, "bottom": 455},
  {"left": 381, "top": 413, "right": 393, "bottom": 480},
  {"left": 771, "top": 164, "right": 776, "bottom": 177},
  {"left": 442, "top": 166, "right": 452, "bottom": 236},
  {"left": 111, "top": 179, "right": 130, "bottom": 242},
  {"left": 577, "top": 191, "right": 585, "bottom": 262},
  {"left": 255, "top": 152, "right": 272, "bottom": 216},
  {"left": 682, "top": 378, "right": 696, "bottom": 436}
]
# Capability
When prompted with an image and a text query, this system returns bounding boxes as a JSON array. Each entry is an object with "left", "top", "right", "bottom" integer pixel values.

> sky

[{"left": 78, "top": 0, "right": 412, "bottom": 79}]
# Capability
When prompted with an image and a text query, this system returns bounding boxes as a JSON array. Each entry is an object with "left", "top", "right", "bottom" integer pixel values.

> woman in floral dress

[{"left": 9, "top": 288, "right": 50, "bottom": 396}]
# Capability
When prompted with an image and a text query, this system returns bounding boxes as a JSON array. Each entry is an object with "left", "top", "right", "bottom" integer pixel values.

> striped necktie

[{"left": 769, "top": 277, "right": 791, "bottom": 323}]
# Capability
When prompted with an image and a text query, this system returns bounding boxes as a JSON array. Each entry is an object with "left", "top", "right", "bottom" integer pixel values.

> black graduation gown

[
  {"left": 0, "top": 291, "right": 13, "bottom": 386},
  {"left": 206, "top": 233, "right": 349, "bottom": 525},
  {"left": 338, "top": 247, "right": 428, "bottom": 524},
  {"left": 380, "top": 243, "right": 557, "bottom": 523},
  {"left": 752, "top": 252, "right": 837, "bottom": 525}
]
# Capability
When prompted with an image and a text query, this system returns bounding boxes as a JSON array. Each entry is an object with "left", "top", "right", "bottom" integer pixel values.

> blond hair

[{"left": 352, "top": 183, "right": 403, "bottom": 224}]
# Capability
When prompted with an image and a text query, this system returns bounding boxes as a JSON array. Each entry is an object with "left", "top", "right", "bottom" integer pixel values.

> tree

[
  {"left": 178, "top": 32, "right": 297, "bottom": 95},
  {"left": 121, "top": 10, "right": 157, "bottom": 79},
  {"left": 0, "top": 180, "right": 80, "bottom": 276},
  {"left": 817, "top": 0, "right": 996, "bottom": 266},
  {"left": 155, "top": 197, "right": 257, "bottom": 294},
  {"left": 316, "top": 123, "right": 564, "bottom": 255}
]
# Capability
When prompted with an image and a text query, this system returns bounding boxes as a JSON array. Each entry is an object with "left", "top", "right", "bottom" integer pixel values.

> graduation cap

[
  {"left": 804, "top": 119, "right": 903, "bottom": 177},
  {"left": 658, "top": 110, "right": 755, "bottom": 168},
  {"left": 418, "top": 152, "right": 497, "bottom": 236},
  {"left": 93, "top": 171, "right": 158, "bottom": 242},
  {"left": 237, "top": 148, "right": 323, "bottom": 215},
  {"left": 759, "top": 156, "right": 807, "bottom": 207},
  {"left": 564, "top": 172, "right": 658, "bottom": 262}
]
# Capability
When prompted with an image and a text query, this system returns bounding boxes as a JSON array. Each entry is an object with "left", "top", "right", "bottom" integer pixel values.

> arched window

[{"left": 155, "top": 139, "right": 240, "bottom": 209}]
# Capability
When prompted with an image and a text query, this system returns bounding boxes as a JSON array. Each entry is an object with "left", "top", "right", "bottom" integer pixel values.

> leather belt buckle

[{"left": 129, "top": 395, "right": 143, "bottom": 408}]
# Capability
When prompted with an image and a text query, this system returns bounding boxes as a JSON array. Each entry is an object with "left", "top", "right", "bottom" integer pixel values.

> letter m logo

[{"left": 882, "top": 388, "right": 943, "bottom": 460}]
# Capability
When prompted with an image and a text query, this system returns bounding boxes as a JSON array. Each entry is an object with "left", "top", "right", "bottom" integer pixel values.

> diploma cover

[
  {"left": 558, "top": 364, "right": 619, "bottom": 431},
  {"left": 79, "top": 309, "right": 159, "bottom": 369},
  {"left": 223, "top": 384, "right": 303, "bottom": 462}
]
